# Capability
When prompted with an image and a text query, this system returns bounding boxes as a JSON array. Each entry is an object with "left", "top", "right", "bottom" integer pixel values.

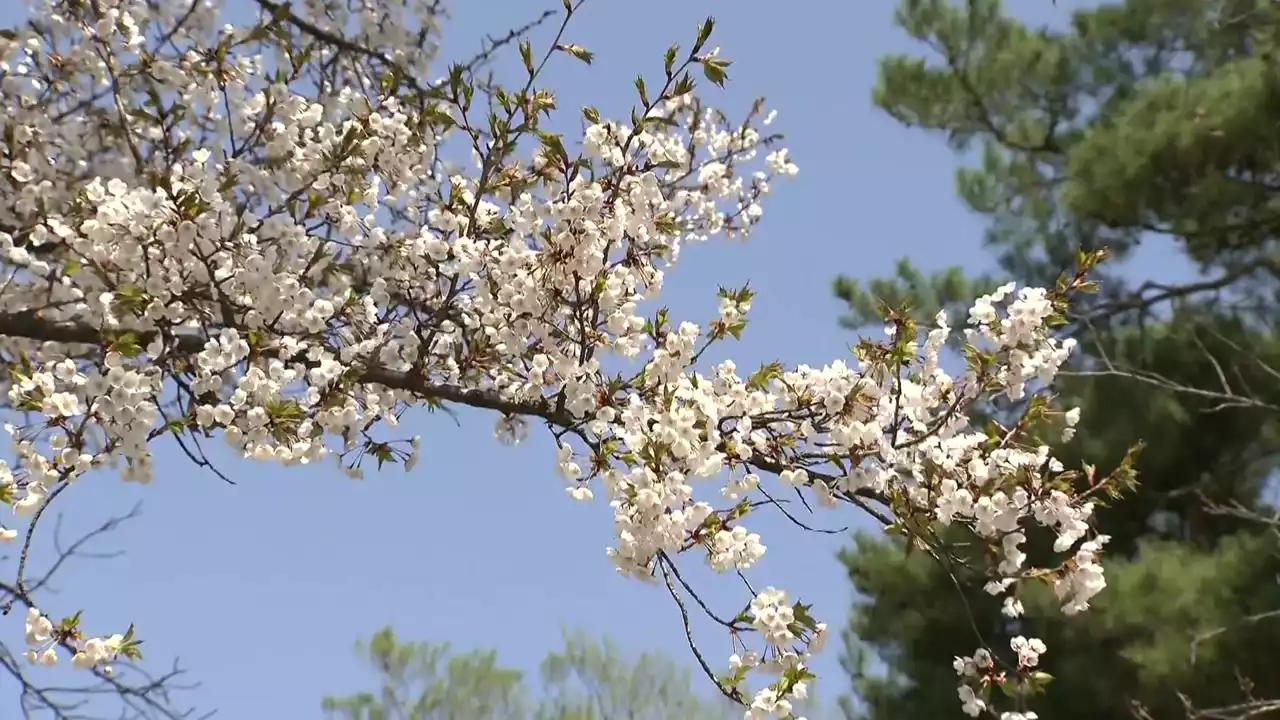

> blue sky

[{"left": 13, "top": 0, "right": 1193, "bottom": 717}]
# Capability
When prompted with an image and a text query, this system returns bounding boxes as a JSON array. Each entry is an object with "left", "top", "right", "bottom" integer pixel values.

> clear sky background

[{"left": 11, "top": 0, "right": 1193, "bottom": 717}]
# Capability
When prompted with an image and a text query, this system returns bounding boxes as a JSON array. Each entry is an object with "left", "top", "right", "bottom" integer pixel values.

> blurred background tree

[
  {"left": 321, "top": 627, "right": 527, "bottom": 720},
  {"left": 320, "top": 626, "right": 749, "bottom": 719},
  {"left": 833, "top": 0, "right": 1280, "bottom": 718}
]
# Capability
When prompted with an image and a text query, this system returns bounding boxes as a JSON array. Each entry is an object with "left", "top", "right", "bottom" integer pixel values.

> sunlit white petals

[{"left": 0, "top": 3, "right": 1110, "bottom": 716}]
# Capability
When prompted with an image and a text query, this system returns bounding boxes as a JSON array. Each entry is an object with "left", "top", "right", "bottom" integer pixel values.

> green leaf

[
  {"left": 536, "top": 131, "right": 568, "bottom": 165},
  {"left": 519, "top": 40, "right": 534, "bottom": 76},
  {"left": 694, "top": 16, "right": 715, "bottom": 54},
  {"left": 556, "top": 43, "right": 593, "bottom": 65},
  {"left": 371, "top": 443, "right": 395, "bottom": 470},
  {"left": 747, "top": 362, "right": 783, "bottom": 391},
  {"left": 701, "top": 57, "right": 731, "bottom": 88},
  {"left": 114, "top": 333, "right": 140, "bottom": 358},
  {"left": 672, "top": 73, "right": 695, "bottom": 97},
  {"left": 664, "top": 44, "right": 679, "bottom": 76},
  {"left": 1030, "top": 671, "right": 1054, "bottom": 688}
]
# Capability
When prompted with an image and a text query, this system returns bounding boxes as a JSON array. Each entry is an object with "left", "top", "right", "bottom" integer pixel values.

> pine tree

[{"left": 835, "top": 1, "right": 1280, "bottom": 717}]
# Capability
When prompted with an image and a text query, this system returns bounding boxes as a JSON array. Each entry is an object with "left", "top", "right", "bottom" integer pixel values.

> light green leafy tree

[
  {"left": 321, "top": 627, "right": 527, "bottom": 720},
  {"left": 535, "top": 629, "right": 737, "bottom": 719},
  {"left": 322, "top": 627, "right": 760, "bottom": 720}
]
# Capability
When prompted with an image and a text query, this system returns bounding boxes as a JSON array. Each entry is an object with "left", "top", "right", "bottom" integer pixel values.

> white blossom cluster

[
  {"left": 953, "top": 636, "right": 1050, "bottom": 719},
  {"left": 24, "top": 607, "right": 129, "bottom": 675},
  {"left": 0, "top": 0, "right": 1126, "bottom": 715}
]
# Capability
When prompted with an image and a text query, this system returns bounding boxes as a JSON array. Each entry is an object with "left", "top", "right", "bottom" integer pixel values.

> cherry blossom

[{"left": 0, "top": 0, "right": 1139, "bottom": 716}]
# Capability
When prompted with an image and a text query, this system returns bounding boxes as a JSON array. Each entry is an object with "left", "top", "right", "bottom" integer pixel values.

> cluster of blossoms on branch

[
  {"left": 0, "top": 0, "right": 1136, "bottom": 716},
  {"left": 23, "top": 607, "right": 135, "bottom": 675}
]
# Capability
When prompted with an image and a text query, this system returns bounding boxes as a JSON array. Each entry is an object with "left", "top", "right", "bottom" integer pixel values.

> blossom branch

[{"left": 0, "top": 2, "right": 1133, "bottom": 717}]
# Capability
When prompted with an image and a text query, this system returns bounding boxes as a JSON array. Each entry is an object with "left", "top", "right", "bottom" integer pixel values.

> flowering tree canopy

[{"left": 0, "top": 0, "right": 1138, "bottom": 717}]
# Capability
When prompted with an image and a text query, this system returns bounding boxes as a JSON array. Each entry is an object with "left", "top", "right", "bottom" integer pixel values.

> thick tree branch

[{"left": 0, "top": 311, "right": 570, "bottom": 423}]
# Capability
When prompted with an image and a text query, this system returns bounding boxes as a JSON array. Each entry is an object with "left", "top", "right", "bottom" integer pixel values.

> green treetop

[
  {"left": 321, "top": 626, "right": 752, "bottom": 720},
  {"left": 835, "top": 1, "right": 1280, "bottom": 718}
]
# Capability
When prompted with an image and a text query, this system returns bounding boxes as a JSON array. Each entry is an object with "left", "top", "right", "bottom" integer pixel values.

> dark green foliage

[
  {"left": 842, "top": 529, "right": 1280, "bottom": 719},
  {"left": 840, "top": 318, "right": 1280, "bottom": 719},
  {"left": 836, "top": 0, "right": 1280, "bottom": 717},
  {"left": 837, "top": 0, "right": 1280, "bottom": 323}
]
